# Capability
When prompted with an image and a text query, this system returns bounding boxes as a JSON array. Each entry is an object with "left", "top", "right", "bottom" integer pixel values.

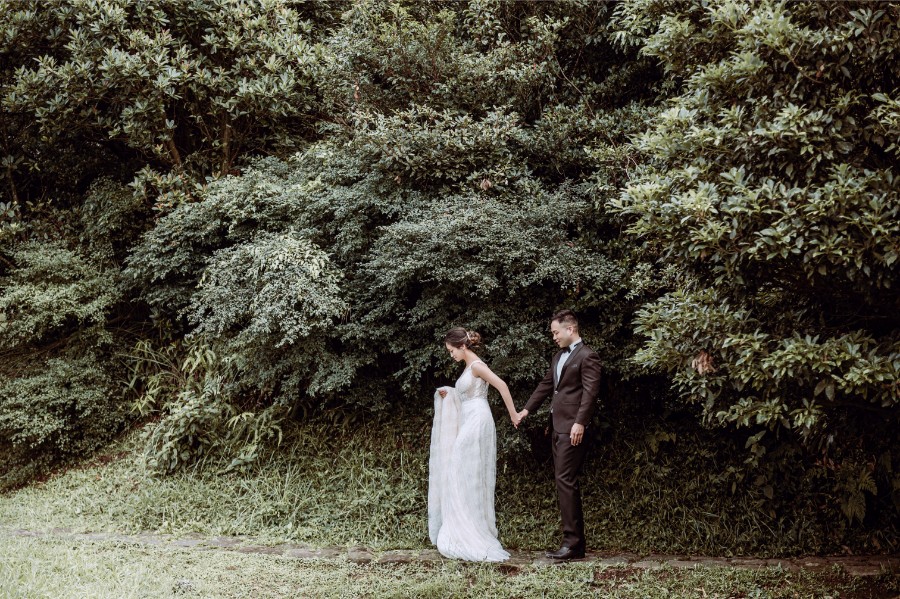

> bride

[{"left": 428, "top": 327, "right": 519, "bottom": 562}]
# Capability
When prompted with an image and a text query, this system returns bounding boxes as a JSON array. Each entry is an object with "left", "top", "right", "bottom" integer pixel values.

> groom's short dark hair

[{"left": 551, "top": 309, "right": 579, "bottom": 331}]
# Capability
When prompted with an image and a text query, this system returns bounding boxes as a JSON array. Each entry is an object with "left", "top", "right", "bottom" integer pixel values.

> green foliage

[
  {"left": 80, "top": 177, "right": 152, "bottom": 264},
  {"left": 301, "top": 0, "right": 660, "bottom": 402},
  {"left": 121, "top": 336, "right": 210, "bottom": 418},
  {"left": 325, "top": 0, "right": 627, "bottom": 117},
  {"left": 187, "top": 230, "right": 347, "bottom": 349},
  {"left": 128, "top": 220, "right": 349, "bottom": 473},
  {"left": 0, "top": 241, "right": 117, "bottom": 349},
  {"left": 352, "top": 105, "right": 526, "bottom": 187},
  {"left": 120, "top": 334, "right": 280, "bottom": 474},
  {"left": 0, "top": 351, "right": 124, "bottom": 487},
  {"left": 123, "top": 157, "right": 304, "bottom": 313},
  {"left": 122, "top": 159, "right": 349, "bottom": 472},
  {"left": 0, "top": 236, "right": 128, "bottom": 488},
  {"left": 835, "top": 462, "right": 878, "bottom": 525},
  {"left": 118, "top": 0, "right": 660, "bottom": 470},
  {"left": 144, "top": 369, "right": 262, "bottom": 475},
  {"left": 612, "top": 0, "right": 900, "bottom": 525},
  {"left": 1, "top": 0, "right": 330, "bottom": 182},
  {"left": 352, "top": 180, "right": 625, "bottom": 393},
  {"left": 0, "top": 178, "right": 147, "bottom": 487}
]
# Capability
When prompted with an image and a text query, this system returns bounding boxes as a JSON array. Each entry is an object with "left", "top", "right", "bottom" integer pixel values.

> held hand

[
  {"left": 511, "top": 409, "right": 528, "bottom": 428},
  {"left": 438, "top": 389, "right": 447, "bottom": 399},
  {"left": 570, "top": 423, "right": 585, "bottom": 446}
]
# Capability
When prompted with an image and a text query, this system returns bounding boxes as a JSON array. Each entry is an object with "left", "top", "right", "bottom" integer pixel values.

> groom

[{"left": 516, "top": 309, "right": 601, "bottom": 560}]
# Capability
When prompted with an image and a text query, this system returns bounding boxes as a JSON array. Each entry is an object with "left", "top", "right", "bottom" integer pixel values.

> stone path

[{"left": 2, "top": 527, "right": 897, "bottom": 577}]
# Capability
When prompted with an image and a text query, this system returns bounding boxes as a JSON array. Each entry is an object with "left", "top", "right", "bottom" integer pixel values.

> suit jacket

[{"left": 524, "top": 343, "right": 601, "bottom": 434}]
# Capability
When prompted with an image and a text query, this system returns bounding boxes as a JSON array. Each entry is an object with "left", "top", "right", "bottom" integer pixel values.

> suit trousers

[{"left": 551, "top": 431, "right": 588, "bottom": 550}]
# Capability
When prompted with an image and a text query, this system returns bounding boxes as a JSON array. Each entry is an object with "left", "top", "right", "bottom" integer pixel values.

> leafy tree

[
  {"left": 0, "top": 0, "right": 339, "bottom": 478},
  {"left": 612, "top": 0, "right": 900, "bottom": 523},
  {"left": 120, "top": 0, "right": 661, "bottom": 470},
  {"left": 0, "top": 0, "right": 335, "bottom": 211},
  {"left": 317, "top": 0, "right": 660, "bottom": 389}
]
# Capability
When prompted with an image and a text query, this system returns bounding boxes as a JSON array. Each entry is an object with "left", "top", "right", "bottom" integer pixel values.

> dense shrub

[
  {"left": 118, "top": 0, "right": 660, "bottom": 472},
  {"left": 0, "top": 240, "right": 126, "bottom": 489},
  {"left": 611, "top": 0, "right": 900, "bottom": 529}
]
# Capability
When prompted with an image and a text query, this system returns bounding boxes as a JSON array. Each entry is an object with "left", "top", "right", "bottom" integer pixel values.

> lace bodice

[{"left": 456, "top": 360, "right": 489, "bottom": 402}]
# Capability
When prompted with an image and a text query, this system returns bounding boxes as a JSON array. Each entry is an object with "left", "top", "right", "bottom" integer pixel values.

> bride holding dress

[{"left": 428, "top": 327, "right": 520, "bottom": 562}]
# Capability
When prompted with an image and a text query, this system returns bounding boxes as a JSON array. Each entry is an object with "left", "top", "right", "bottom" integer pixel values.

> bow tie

[{"left": 562, "top": 343, "right": 581, "bottom": 354}]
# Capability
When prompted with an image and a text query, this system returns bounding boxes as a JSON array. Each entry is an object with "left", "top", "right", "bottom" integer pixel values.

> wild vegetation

[
  {"left": 1, "top": 0, "right": 897, "bottom": 557},
  {"left": 4, "top": 532, "right": 896, "bottom": 599}
]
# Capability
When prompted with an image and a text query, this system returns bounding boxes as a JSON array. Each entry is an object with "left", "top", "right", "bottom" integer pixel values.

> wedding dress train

[{"left": 427, "top": 360, "right": 510, "bottom": 562}]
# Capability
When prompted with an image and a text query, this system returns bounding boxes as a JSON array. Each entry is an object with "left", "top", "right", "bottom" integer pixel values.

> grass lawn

[
  {"left": 2, "top": 421, "right": 898, "bottom": 597},
  {"left": 1, "top": 534, "right": 896, "bottom": 599},
  {"left": 0, "top": 417, "right": 850, "bottom": 555},
  {"left": 0, "top": 423, "right": 432, "bottom": 549}
]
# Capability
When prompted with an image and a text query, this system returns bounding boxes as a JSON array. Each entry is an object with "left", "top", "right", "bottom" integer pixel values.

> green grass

[
  {"left": 0, "top": 421, "right": 430, "bottom": 549},
  {"left": 0, "top": 414, "right": 890, "bottom": 556},
  {"left": 1, "top": 534, "right": 896, "bottom": 599},
  {"left": 2, "top": 416, "right": 899, "bottom": 597}
]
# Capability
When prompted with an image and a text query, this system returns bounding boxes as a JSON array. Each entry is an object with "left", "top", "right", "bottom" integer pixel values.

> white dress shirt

[{"left": 556, "top": 337, "right": 583, "bottom": 384}]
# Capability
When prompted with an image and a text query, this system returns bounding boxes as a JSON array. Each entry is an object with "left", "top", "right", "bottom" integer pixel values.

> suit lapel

[{"left": 552, "top": 350, "right": 563, "bottom": 388}]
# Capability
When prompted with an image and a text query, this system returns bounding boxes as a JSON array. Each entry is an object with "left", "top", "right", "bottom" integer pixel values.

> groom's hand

[
  {"left": 511, "top": 409, "right": 527, "bottom": 427},
  {"left": 570, "top": 423, "right": 585, "bottom": 446}
]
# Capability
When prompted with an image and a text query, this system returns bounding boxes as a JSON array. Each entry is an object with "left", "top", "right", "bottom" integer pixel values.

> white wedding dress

[{"left": 428, "top": 360, "right": 510, "bottom": 562}]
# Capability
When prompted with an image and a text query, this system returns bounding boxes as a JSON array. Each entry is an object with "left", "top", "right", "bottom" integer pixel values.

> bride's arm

[{"left": 471, "top": 362, "right": 518, "bottom": 422}]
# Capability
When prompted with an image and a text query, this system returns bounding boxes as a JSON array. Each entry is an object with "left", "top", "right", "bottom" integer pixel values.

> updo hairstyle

[{"left": 444, "top": 327, "right": 482, "bottom": 350}]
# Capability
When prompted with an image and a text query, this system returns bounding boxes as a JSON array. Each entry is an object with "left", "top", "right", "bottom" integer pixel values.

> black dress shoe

[{"left": 546, "top": 546, "right": 585, "bottom": 560}]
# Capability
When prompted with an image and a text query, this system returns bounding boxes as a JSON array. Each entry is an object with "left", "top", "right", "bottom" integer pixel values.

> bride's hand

[
  {"left": 438, "top": 389, "right": 447, "bottom": 398},
  {"left": 511, "top": 409, "right": 528, "bottom": 428}
]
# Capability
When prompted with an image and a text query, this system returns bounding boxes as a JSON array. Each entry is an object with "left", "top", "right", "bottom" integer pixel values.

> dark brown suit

[{"left": 524, "top": 342, "right": 601, "bottom": 551}]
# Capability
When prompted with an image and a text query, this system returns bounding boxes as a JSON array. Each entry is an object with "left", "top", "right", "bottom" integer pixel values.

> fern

[{"left": 838, "top": 464, "right": 878, "bottom": 524}]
